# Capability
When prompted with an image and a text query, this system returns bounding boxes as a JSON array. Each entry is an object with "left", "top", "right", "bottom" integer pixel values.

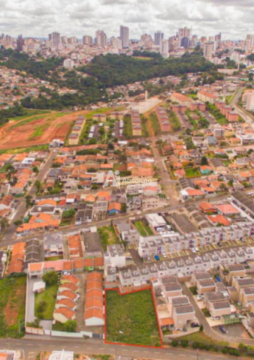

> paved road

[
  {"left": 151, "top": 138, "right": 179, "bottom": 204},
  {"left": 3, "top": 150, "right": 56, "bottom": 242},
  {"left": 0, "top": 337, "right": 243, "bottom": 360},
  {"left": 182, "top": 283, "right": 254, "bottom": 347},
  {"left": 229, "top": 87, "right": 244, "bottom": 107}
]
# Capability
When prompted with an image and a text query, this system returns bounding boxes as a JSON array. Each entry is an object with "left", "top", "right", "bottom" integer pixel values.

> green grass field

[
  {"left": 184, "top": 167, "right": 201, "bottom": 178},
  {"left": 98, "top": 226, "right": 120, "bottom": 250},
  {"left": 106, "top": 289, "right": 161, "bottom": 347},
  {"left": 134, "top": 220, "right": 154, "bottom": 236},
  {"left": 0, "top": 275, "right": 26, "bottom": 338},
  {"left": 86, "top": 108, "right": 110, "bottom": 120},
  {"left": 35, "top": 284, "right": 58, "bottom": 320},
  {"left": 179, "top": 331, "right": 228, "bottom": 347},
  {"left": 9, "top": 111, "right": 66, "bottom": 130},
  {"left": 149, "top": 112, "right": 161, "bottom": 136}
]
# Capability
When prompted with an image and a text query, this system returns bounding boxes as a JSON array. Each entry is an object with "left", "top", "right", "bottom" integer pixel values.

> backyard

[
  {"left": 106, "top": 289, "right": 161, "bottom": 347},
  {"left": 184, "top": 166, "right": 201, "bottom": 178},
  {"left": 0, "top": 275, "right": 26, "bottom": 338},
  {"left": 134, "top": 220, "right": 154, "bottom": 236},
  {"left": 98, "top": 226, "right": 121, "bottom": 250},
  {"left": 35, "top": 283, "right": 58, "bottom": 320}
]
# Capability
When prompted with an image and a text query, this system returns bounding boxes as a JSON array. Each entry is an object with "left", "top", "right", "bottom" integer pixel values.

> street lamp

[{"left": 197, "top": 349, "right": 199, "bottom": 360}]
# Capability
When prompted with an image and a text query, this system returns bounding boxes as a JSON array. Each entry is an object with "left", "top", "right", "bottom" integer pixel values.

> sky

[{"left": 0, "top": 0, "right": 253, "bottom": 40}]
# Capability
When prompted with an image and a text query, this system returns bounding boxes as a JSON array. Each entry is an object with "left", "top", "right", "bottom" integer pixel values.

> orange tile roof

[
  {"left": 84, "top": 307, "right": 104, "bottom": 320},
  {"left": 186, "top": 189, "right": 204, "bottom": 196},
  {"left": 84, "top": 258, "right": 94, "bottom": 267},
  {"left": 58, "top": 290, "right": 77, "bottom": 301},
  {"left": 73, "top": 258, "right": 84, "bottom": 269},
  {"left": 85, "top": 297, "right": 103, "bottom": 309},
  {"left": 199, "top": 202, "right": 217, "bottom": 213},
  {"left": 86, "top": 289, "right": 103, "bottom": 299},
  {"left": 87, "top": 272, "right": 103, "bottom": 282},
  {"left": 29, "top": 262, "right": 43, "bottom": 272},
  {"left": 61, "top": 275, "right": 79, "bottom": 284},
  {"left": 59, "top": 282, "right": 78, "bottom": 292},
  {"left": 94, "top": 257, "right": 104, "bottom": 267},
  {"left": 56, "top": 298, "right": 76, "bottom": 309},
  {"left": 37, "top": 199, "right": 57, "bottom": 206},
  {"left": 108, "top": 202, "right": 121, "bottom": 211},
  {"left": 216, "top": 204, "right": 240, "bottom": 215},
  {"left": 63, "top": 260, "right": 73, "bottom": 271},
  {"left": 86, "top": 280, "right": 103, "bottom": 291},
  {"left": 208, "top": 215, "right": 231, "bottom": 226},
  {"left": 54, "top": 306, "right": 75, "bottom": 320},
  {"left": 160, "top": 317, "right": 174, "bottom": 326}
]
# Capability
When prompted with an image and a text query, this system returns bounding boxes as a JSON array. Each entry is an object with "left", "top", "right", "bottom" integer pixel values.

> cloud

[
  {"left": 0, "top": 0, "right": 251, "bottom": 39},
  {"left": 197, "top": 0, "right": 254, "bottom": 6}
]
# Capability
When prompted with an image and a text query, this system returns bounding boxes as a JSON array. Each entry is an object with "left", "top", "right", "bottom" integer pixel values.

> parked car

[
  {"left": 219, "top": 325, "right": 227, "bottom": 334},
  {"left": 191, "top": 322, "right": 200, "bottom": 328},
  {"left": 197, "top": 295, "right": 203, "bottom": 301}
]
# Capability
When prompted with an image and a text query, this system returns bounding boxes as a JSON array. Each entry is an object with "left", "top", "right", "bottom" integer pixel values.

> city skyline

[{"left": 0, "top": 0, "right": 254, "bottom": 39}]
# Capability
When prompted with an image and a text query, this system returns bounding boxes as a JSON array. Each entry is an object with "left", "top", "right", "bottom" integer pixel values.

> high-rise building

[
  {"left": 246, "top": 91, "right": 254, "bottom": 111},
  {"left": 214, "top": 33, "right": 222, "bottom": 50},
  {"left": 120, "top": 25, "right": 129, "bottom": 48},
  {"left": 203, "top": 42, "right": 214, "bottom": 60},
  {"left": 83, "top": 35, "right": 93, "bottom": 46},
  {"left": 178, "top": 27, "right": 191, "bottom": 39},
  {"left": 160, "top": 39, "right": 169, "bottom": 58},
  {"left": 17, "top": 35, "right": 24, "bottom": 52},
  {"left": 49, "top": 32, "right": 61, "bottom": 47},
  {"left": 245, "top": 34, "right": 254, "bottom": 52},
  {"left": 96, "top": 30, "right": 107, "bottom": 47},
  {"left": 111, "top": 37, "right": 122, "bottom": 50},
  {"left": 154, "top": 31, "right": 164, "bottom": 46},
  {"left": 181, "top": 37, "right": 189, "bottom": 49}
]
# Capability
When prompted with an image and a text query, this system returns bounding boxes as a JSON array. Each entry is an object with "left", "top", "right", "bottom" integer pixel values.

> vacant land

[
  {"left": 106, "top": 289, "right": 161, "bottom": 347},
  {"left": 149, "top": 113, "right": 161, "bottom": 136},
  {"left": 0, "top": 275, "right": 26, "bottom": 338},
  {"left": 179, "top": 331, "right": 228, "bottom": 347},
  {"left": 168, "top": 110, "right": 181, "bottom": 131},
  {"left": 35, "top": 284, "right": 58, "bottom": 320},
  {"left": 134, "top": 220, "right": 154, "bottom": 236},
  {"left": 0, "top": 110, "right": 88, "bottom": 150},
  {"left": 98, "top": 226, "right": 120, "bottom": 250},
  {"left": 184, "top": 167, "right": 201, "bottom": 178}
]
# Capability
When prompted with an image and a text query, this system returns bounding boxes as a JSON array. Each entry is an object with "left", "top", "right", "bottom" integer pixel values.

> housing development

[{"left": 3, "top": 15, "right": 254, "bottom": 360}]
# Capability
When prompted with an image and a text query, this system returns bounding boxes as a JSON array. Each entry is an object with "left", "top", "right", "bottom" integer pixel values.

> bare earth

[{"left": 0, "top": 110, "right": 87, "bottom": 150}]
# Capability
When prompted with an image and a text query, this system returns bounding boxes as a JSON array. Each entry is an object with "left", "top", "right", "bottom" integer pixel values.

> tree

[
  {"left": 25, "top": 195, "right": 33, "bottom": 209},
  {"left": 201, "top": 156, "right": 208, "bottom": 166},
  {"left": 35, "top": 180, "right": 43, "bottom": 194},
  {"left": 14, "top": 219, "right": 23, "bottom": 226},
  {"left": 42, "top": 271, "right": 58, "bottom": 286},
  {"left": 32, "top": 166, "right": 39, "bottom": 173},
  {"left": 64, "top": 320, "right": 77, "bottom": 332},
  {"left": 5, "top": 164, "right": 17, "bottom": 181},
  {"left": 0, "top": 217, "right": 9, "bottom": 231}
]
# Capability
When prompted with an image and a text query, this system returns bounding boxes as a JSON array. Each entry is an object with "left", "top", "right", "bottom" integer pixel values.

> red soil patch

[
  {"left": 3, "top": 286, "right": 26, "bottom": 326},
  {"left": 0, "top": 110, "right": 87, "bottom": 150}
]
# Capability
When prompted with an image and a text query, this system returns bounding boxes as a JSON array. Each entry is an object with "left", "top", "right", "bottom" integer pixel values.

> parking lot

[{"left": 214, "top": 324, "right": 250, "bottom": 339}]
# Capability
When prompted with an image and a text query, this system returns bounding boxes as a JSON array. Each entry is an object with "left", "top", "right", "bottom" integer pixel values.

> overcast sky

[{"left": 0, "top": 0, "right": 253, "bottom": 40}]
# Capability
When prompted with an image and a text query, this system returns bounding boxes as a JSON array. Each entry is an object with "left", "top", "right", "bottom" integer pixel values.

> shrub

[
  {"left": 171, "top": 340, "right": 179, "bottom": 347},
  {"left": 221, "top": 348, "right": 228, "bottom": 354},
  {"left": 181, "top": 340, "right": 188, "bottom": 348},
  {"left": 192, "top": 342, "right": 199, "bottom": 349}
]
